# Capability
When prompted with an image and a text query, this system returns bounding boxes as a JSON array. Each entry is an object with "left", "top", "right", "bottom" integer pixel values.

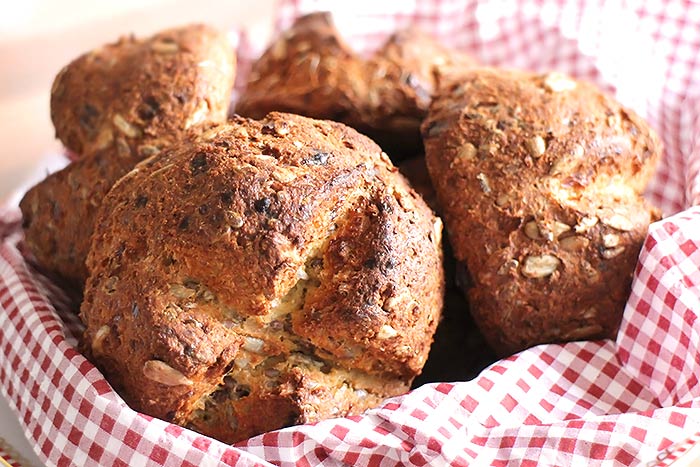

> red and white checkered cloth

[{"left": 2, "top": 1, "right": 700, "bottom": 465}]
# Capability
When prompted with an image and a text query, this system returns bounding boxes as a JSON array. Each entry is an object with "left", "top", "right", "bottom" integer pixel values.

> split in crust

[{"left": 81, "top": 112, "right": 444, "bottom": 443}]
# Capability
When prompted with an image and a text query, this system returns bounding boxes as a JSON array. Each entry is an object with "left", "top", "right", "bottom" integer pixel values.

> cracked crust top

[
  {"left": 80, "top": 112, "right": 444, "bottom": 443},
  {"left": 423, "top": 68, "right": 661, "bottom": 355},
  {"left": 236, "top": 12, "right": 475, "bottom": 158}
]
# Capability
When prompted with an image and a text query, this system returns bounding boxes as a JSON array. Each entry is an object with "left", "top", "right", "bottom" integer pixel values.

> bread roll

[
  {"left": 80, "top": 112, "right": 444, "bottom": 443},
  {"left": 20, "top": 24, "right": 235, "bottom": 285},
  {"left": 423, "top": 68, "right": 661, "bottom": 355},
  {"left": 237, "top": 12, "right": 475, "bottom": 158}
]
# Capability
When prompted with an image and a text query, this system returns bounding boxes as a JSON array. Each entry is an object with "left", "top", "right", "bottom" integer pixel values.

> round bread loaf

[
  {"left": 236, "top": 12, "right": 474, "bottom": 158},
  {"left": 423, "top": 68, "right": 661, "bottom": 356},
  {"left": 80, "top": 112, "right": 444, "bottom": 443},
  {"left": 20, "top": 24, "right": 235, "bottom": 285}
]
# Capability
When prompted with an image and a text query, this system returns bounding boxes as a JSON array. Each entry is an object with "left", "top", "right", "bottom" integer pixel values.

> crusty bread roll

[
  {"left": 236, "top": 12, "right": 475, "bottom": 158},
  {"left": 80, "top": 112, "right": 444, "bottom": 443},
  {"left": 20, "top": 24, "right": 235, "bottom": 286},
  {"left": 50, "top": 24, "right": 235, "bottom": 158},
  {"left": 423, "top": 68, "right": 661, "bottom": 355}
]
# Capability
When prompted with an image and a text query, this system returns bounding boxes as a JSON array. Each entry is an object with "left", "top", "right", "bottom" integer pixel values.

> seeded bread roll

[
  {"left": 50, "top": 24, "right": 235, "bottom": 157},
  {"left": 236, "top": 12, "right": 475, "bottom": 158},
  {"left": 423, "top": 68, "right": 661, "bottom": 356},
  {"left": 80, "top": 112, "right": 444, "bottom": 443},
  {"left": 20, "top": 24, "right": 235, "bottom": 285}
]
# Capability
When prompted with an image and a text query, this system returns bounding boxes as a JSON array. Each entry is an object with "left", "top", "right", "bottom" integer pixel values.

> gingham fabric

[{"left": 1, "top": 1, "right": 700, "bottom": 465}]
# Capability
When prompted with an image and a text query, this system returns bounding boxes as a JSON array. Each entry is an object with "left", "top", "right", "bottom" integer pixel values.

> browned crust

[
  {"left": 423, "top": 68, "right": 661, "bottom": 355},
  {"left": 20, "top": 24, "right": 235, "bottom": 285},
  {"left": 236, "top": 12, "right": 475, "bottom": 157},
  {"left": 20, "top": 149, "right": 138, "bottom": 283},
  {"left": 50, "top": 24, "right": 235, "bottom": 156},
  {"left": 80, "top": 112, "right": 444, "bottom": 443}
]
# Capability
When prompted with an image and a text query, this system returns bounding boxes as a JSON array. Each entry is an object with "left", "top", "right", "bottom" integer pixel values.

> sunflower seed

[
  {"left": 495, "top": 194, "right": 510, "bottom": 207},
  {"left": 170, "top": 284, "right": 196, "bottom": 299},
  {"left": 113, "top": 114, "right": 141, "bottom": 138},
  {"left": 377, "top": 324, "right": 398, "bottom": 339},
  {"left": 138, "top": 145, "right": 160, "bottom": 157},
  {"left": 575, "top": 216, "right": 599, "bottom": 233},
  {"left": 563, "top": 324, "right": 603, "bottom": 340},
  {"left": 524, "top": 221, "right": 541, "bottom": 239},
  {"left": 602, "top": 233, "right": 620, "bottom": 248},
  {"left": 234, "top": 355, "right": 249, "bottom": 369},
  {"left": 583, "top": 307, "right": 598, "bottom": 319},
  {"left": 143, "top": 360, "right": 192, "bottom": 386},
  {"left": 601, "top": 246, "right": 625, "bottom": 259},
  {"left": 550, "top": 221, "right": 571, "bottom": 239},
  {"left": 521, "top": 254, "right": 560, "bottom": 278},
  {"left": 243, "top": 336, "right": 265, "bottom": 353},
  {"left": 92, "top": 325, "right": 110, "bottom": 353},
  {"left": 601, "top": 214, "right": 634, "bottom": 232},
  {"left": 543, "top": 72, "right": 577, "bottom": 92},
  {"left": 559, "top": 235, "right": 590, "bottom": 251},
  {"left": 296, "top": 267, "right": 309, "bottom": 280},
  {"left": 527, "top": 136, "right": 546, "bottom": 158},
  {"left": 456, "top": 143, "right": 476, "bottom": 161}
]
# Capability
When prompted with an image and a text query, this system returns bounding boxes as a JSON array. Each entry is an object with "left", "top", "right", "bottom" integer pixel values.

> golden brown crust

[
  {"left": 80, "top": 112, "right": 444, "bottom": 443},
  {"left": 20, "top": 24, "right": 235, "bottom": 285},
  {"left": 236, "top": 12, "right": 475, "bottom": 157},
  {"left": 423, "top": 68, "right": 661, "bottom": 356},
  {"left": 51, "top": 24, "right": 235, "bottom": 156},
  {"left": 20, "top": 150, "right": 138, "bottom": 283}
]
